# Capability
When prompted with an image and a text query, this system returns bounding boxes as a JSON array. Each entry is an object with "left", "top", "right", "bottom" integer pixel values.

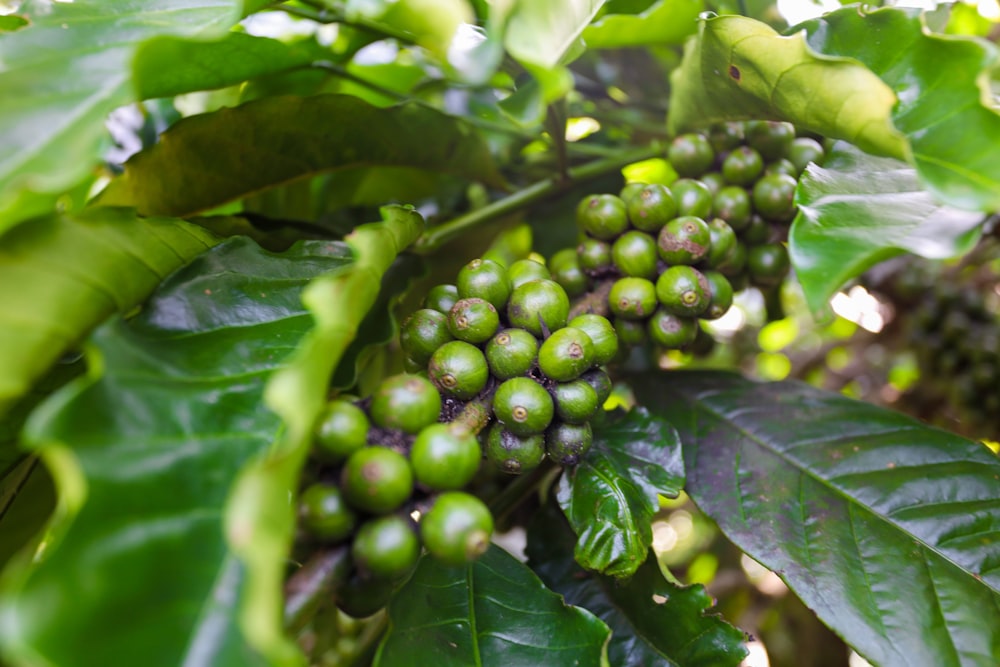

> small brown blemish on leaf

[{"left": 729, "top": 65, "right": 741, "bottom": 81}]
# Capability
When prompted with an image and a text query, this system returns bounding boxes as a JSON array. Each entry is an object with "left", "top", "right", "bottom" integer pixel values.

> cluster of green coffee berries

[
  {"left": 297, "top": 373, "right": 495, "bottom": 615},
  {"left": 544, "top": 121, "right": 825, "bottom": 353},
  {"left": 401, "top": 257, "right": 617, "bottom": 473}
]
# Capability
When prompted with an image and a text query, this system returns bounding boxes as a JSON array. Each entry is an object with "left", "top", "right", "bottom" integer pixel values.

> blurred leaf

[
  {"left": 0, "top": 458, "right": 55, "bottom": 571},
  {"left": 224, "top": 206, "right": 424, "bottom": 665},
  {"left": 584, "top": 0, "right": 704, "bottom": 48},
  {"left": 798, "top": 6, "right": 1000, "bottom": 212},
  {"left": 0, "top": 0, "right": 247, "bottom": 229},
  {"left": 375, "top": 546, "right": 611, "bottom": 666},
  {"left": 132, "top": 33, "right": 315, "bottom": 100},
  {"left": 527, "top": 500, "right": 748, "bottom": 667},
  {"left": 0, "top": 15, "right": 27, "bottom": 32},
  {"left": 668, "top": 14, "right": 906, "bottom": 158},
  {"left": 632, "top": 370, "right": 1000, "bottom": 667},
  {"left": 0, "top": 236, "right": 355, "bottom": 667},
  {"left": 505, "top": 0, "right": 605, "bottom": 70},
  {"left": 346, "top": 0, "right": 474, "bottom": 60},
  {"left": 556, "top": 408, "right": 684, "bottom": 578},
  {"left": 97, "top": 94, "right": 505, "bottom": 217},
  {"left": 789, "top": 142, "right": 985, "bottom": 315},
  {"left": 0, "top": 209, "right": 217, "bottom": 419}
]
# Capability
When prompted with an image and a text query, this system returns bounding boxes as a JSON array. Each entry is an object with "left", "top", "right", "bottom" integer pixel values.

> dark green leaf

[
  {"left": 789, "top": 142, "right": 985, "bottom": 315},
  {"left": 132, "top": 33, "right": 315, "bottom": 100},
  {"left": 0, "top": 209, "right": 217, "bottom": 419},
  {"left": 632, "top": 370, "right": 1000, "bottom": 667},
  {"left": 527, "top": 500, "right": 748, "bottom": 667},
  {"left": 583, "top": 0, "right": 704, "bottom": 48},
  {"left": 0, "top": 237, "right": 354, "bottom": 667},
  {"left": 97, "top": 94, "right": 506, "bottom": 217},
  {"left": 0, "top": 0, "right": 245, "bottom": 228},
  {"left": 799, "top": 6, "right": 1000, "bottom": 212},
  {"left": 375, "top": 546, "right": 611, "bottom": 666},
  {"left": 0, "top": 458, "right": 55, "bottom": 571},
  {"left": 556, "top": 407, "right": 684, "bottom": 578}
]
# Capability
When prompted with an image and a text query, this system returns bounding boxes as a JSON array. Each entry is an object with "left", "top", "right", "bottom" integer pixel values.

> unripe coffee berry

[
  {"left": 788, "top": 137, "right": 825, "bottom": 174},
  {"left": 299, "top": 482, "right": 357, "bottom": 541},
  {"left": 420, "top": 491, "right": 494, "bottom": 567},
  {"left": 457, "top": 258, "right": 511, "bottom": 311},
  {"left": 752, "top": 173, "right": 797, "bottom": 222},
  {"left": 580, "top": 367, "right": 613, "bottom": 406},
  {"left": 568, "top": 313, "right": 618, "bottom": 365},
  {"left": 716, "top": 240, "right": 748, "bottom": 278},
  {"left": 485, "top": 328, "right": 538, "bottom": 380},
  {"left": 614, "top": 316, "right": 648, "bottom": 347},
  {"left": 668, "top": 133, "right": 715, "bottom": 178},
  {"left": 670, "top": 178, "right": 713, "bottom": 218},
  {"left": 424, "top": 284, "right": 459, "bottom": 314},
  {"left": 351, "top": 515, "right": 420, "bottom": 579},
  {"left": 553, "top": 379, "right": 599, "bottom": 423},
  {"left": 702, "top": 271, "right": 734, "bottom": 320},
  {"left": 647, "top": 309, "right": 699, "bottom": 348},
  {"left": 747, "top": 243, "right": 790, "bottom": 287},
  {"left": 609, "top": 277, "right": 658, "bottom": 320},
  {"left": 507, "top": 279, "right": 570, "bottom": 337},
  {"left": 656, "top": 266, "right": 711, "bottom": 317},
  {"left": 612, "top": 230, "right": 659, "bottom": 279},
  {"left": 712, "top": 186, "right": 753, "bottom": 231},
  {"left": 721, "top": 146, "right": 764, "bottom": 185},
  {"left": 704, "top": 218, "right": 738, "bottom": 269},
  {"left": 625, "top": 183, "right": 677, "bottom": 232},
  {"left": 448, "top": 297, "right": 500, "bottom": 344},
  {"left": 486, "top": 424, "right": 545, "bottom": 474},
  {"left": 577, "top": 238, "right": 613, "bottom": 273},
  {"left": 741, "top": 214, "right": 770, "bottom": 245},
  {"left": 708, "top": 121, "right": 744, "bottom": 153},
  {"left": 745, "top": 120, "right": 795, "bottom": 161},
  {"left": 538, "top": 326, "right": 595, "bottom": 382},
  {"left": 370, "top": 374, "right": 441, "bottom": 434},
  {"left": 341, "top": 446, "right": 414, "bottom": 514},
  {"left": 508, "top": 259, "right": 551, "bottom": 289},
  {"left": 658, "top": 216, "right": 711, "bottom": 265},
  {"left": 493, "top": 377, "right": 554, "bottom": 436},
  {"left": 400, "top": 308, "right": 453, "bottom": 366},
  {"left": 545, "top": 421, "right": 594, "bottom": 467},
  {"left": 410, "top": 423, "right": 481, "bottom": 491},
  {"left": 429, "top": 340, "right": 490, "bottom": 400},
  {"left": 548, "top": 248, "right": 588, "bottom": 297},
  {"left": 314, "top": 400, "right": 369, "bottom": 462},
  {"left": 576, "top": 194, "right": 629, "bottom": 240}
]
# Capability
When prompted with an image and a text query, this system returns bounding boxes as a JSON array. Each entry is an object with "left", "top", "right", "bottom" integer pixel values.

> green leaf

[
  {"left": 0, "top": 209, "right": 217, "bottom": 419},
  {"left": 668, "top": 13, "right": 906, "bottom": 158},
  {"left": 798, "top": 6, "right": 1000, "bottom": 212},
  {"left": 0, "top": 458, "right": 55, "bottom": 572},
  {"left": 0, "top": 15, "right": 27, "bottom": 32},
  {"left": 527, "top": 500, "right": 748, "bottom": 667},
  {"left": 0, "top": 237, "right": 354, "bottom": 667},
  {"left": 0, "top": 0, "right": 247, "bottom": 229},
  {"left": 224, "top": 206, "right": 424, "bottom": 665},
  {"left": 583, "top": 0, "right": 704, "bottom": 48},
  {"left": 132, "top": 33, "right": 316, "bottom": 100},
  {"left": 505, "top": 0, "right": 605, "bottom": 70},
  {"left": 97, "top": 94, "right": 506, "bottom": 217},
  {"left": 555, "top": 408, "right": 684, "bottom": 578},
  {"left": 632, "top": 370, "right": 1000, "bottom": 667},
  {"left": 789, "top": 142, "right": 985, "bottom": 315},
  {"left": 374, "top": 546, "right": 611, "bottom": 666}
]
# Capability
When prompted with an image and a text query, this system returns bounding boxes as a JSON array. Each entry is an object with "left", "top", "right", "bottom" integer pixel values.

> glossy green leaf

[
  {"left": 668, "top": 13, "right": 906, "bottom": 158},
  {"left": 0, "top": 0, "right": 247, "bottom": 229},
  {"left": 527, "top": 500, "right": 748, "bottom": 667},
  {"left": 224, "top": 206, "right": 424, "bottom": 665},
  {"left": 505, "top": 0, "right": 605, "bottom": 69},
  {"left": 556, "top": 408, "right": 684, "bottom": 578},
  {"left": 0, "top": 237, "right": 355, "bottom": 667},
  {"left": 97, "top": 95, "right": 505, "bottom": 217},
  {"left": 0, "top": 208, "right": 217, "bottom": 419},
  {"left": 789, "top": 142, "right": 985, "bottom": 315},
  {"left": 632, "top": 370, "right": 1000, "bottom": 667},
  {"left": 799, "top": 7, "right": 1000, "bottom": 212},
  {"left": 132, "top": 33, "right": 315, "bottom": 100},
  {"left": 375, "top": 546, "right": 611, "bottom": 666},
  {"left": 583, "top": 0, "right": 704, "bottom": 48}
]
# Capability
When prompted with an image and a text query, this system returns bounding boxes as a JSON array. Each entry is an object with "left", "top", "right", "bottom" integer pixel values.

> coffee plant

[{"left": 0, "top": 2, "right": 999, "bottom": 667}]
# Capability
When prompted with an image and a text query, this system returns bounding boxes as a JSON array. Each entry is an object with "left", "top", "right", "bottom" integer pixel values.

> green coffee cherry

[
  {"left": 716, "top": 240, "right": 748, "bottom": 278},
  {"left": 400, "top": 308, "right": 453, "bottom": 366},
  {"left": 538, "top": 326, "right": 595, "bottom": 382},
  {"left": 576, "top": 194, "right": 629, "bottom": 240},
  {"left": 568, "top": 313, "right": 618, "bottom": 365},
  {"left": 745, "top": 121, "right": 795, "bottom": 161},
  {"left": 670, "top": 179, "right": 713, "bottom": 218},
  {"left": 740, "top": 215, "right": 770, "bottom": 245},
  {"left": 507, "top": 279, "right": 570, "bottom": 337},
  {"left": 351, "top": 515, "right": 420, "bottom": 579},
  {"left": 370, "top": 374, "right": 441, "bottom": 434},
  {"left": 713, "top": 185, "right": 752, "bottom": 231},
  {"left": 647, "top": 309, "right": 699, "bottom": 348},
  {"left": 299, "top": 482, "right": 357, "bottom": 542},
  {"left": 577, "top": 238, "right": 613, "bottom": 274},
  {"left": 410, "top": 423, "right": 481, "bottom": 491},
  {"left": 457, "top": 258, "right": 511, "bottom": 311},
  {"left": 486, "top": 424, "right": 545, "bottom": 474},
  {"left": 341, "top": 447, "right": 414, "bottom": 514},
  {"left": 612, "top": 230, "right": 659, "bottom": 279},
  {"left": 700, "top": 172, "right": 726, "bottom": 196},
  {"left": 704, "top": 218, "right": 737, "bottom": 269},
  {"left": 656, "top": 266, "right": 711, "bottom": 317},
  {"left": 424, "top": 284, "right": 459, "bottom": 314},
  {"left": 721, "top": 146, "right": 764, "bottom": 185},
  {"left": 493, "top": 377, "right": 554, "bottom": 436},
  {"left": 508, "top": 259, "right": 551, "bottom": 288},
  {"left": 580, "top": 367, "right": 613, "bottom": 406},
  {"left": 553, "top": 379, "right": 599, "bottom": 423},
  {"left": 668, "top": 133, "right": 715, "bottom": 178},
  {"left": 702, "top": 271, "right": 734, "bottom": 320},
  {"left": 747, "top": 243, "right": 790, "bottom": 287},
  {"left": 625, "top": 183, "right": 677, "bottom": 232},
  {"left": 448, "top": 297, "right": 500, "bottom": 344},
  {"left": 752, "top": 173, "right": 797, "bottom": 222},
  {"left": 545, "top": 422, "right": 594, "bottom": 467},
  {"left": 708, "top": 122, "right": 744, "bottom": 153},
  {"left": 619, "top": 181, "right": 647, "bottom": 203},
  {"left": 658, "top": 216, "right": 711, "bottom": 265},
  {"left": 788, "top": 137, "right": 825, "bottom": 174},
  {"left": 420, "top": 491, "right": 494, "bottom": 567},
  {"left": 314, "top": 400, "right": 369, "bottom": 462},
  {"left": 548, "top": 248, "right": 588, "bottom": 297},
  {"left": 609, "top": 277, "right": 658, "bottom": 320},
  {"left": 614, "top": 316, "right": 648, "bottom": 346},
  {"left": 764, "top": 158, "right": 798, "bottom": 178},
  {"left": 485, "top": 328, "right": 538, "bottom": 380},
  {"left": 429, "top": 340, "right": 490, "bottom": 400}
]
